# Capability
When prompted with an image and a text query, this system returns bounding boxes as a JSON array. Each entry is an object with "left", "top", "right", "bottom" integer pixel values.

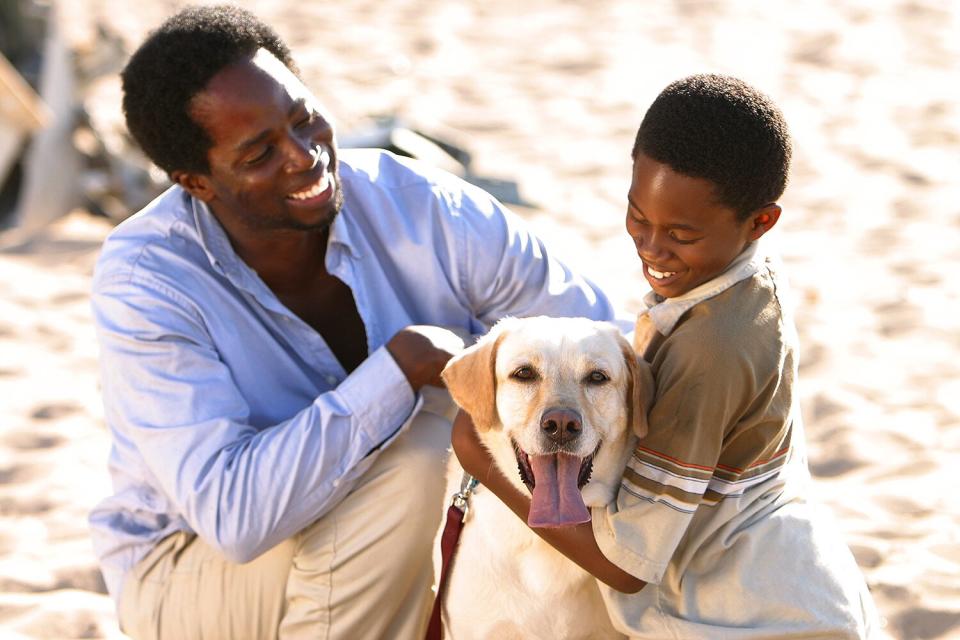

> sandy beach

[{"left": 1, "top": 0, "right": 958, "bottom": 637}]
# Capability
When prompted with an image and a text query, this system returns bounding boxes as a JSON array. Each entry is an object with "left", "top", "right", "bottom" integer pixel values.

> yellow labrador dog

[{"left": 437, "top": 316, "right": 652, "bottom": 640}]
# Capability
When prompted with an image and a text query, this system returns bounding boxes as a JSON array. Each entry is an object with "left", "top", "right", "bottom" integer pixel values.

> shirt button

[
  {"left": 332, "top": 479, "right": 340, "bottom": 488},
  {"left": 325, "top": 374, "right": 338, "bottom": 385}
]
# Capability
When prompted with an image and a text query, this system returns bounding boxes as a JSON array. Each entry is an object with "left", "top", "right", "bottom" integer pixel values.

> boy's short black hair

[
  {"left": 632, "top": 74, "right": 792, "bottom": 219},
  {"left": 121, "top": 4, "right": 297, "bottom": 176}
]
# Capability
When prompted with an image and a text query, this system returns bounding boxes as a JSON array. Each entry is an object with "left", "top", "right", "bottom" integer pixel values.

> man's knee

[{"left": 120, "top": 531, "right": 295, "bottom": 639}]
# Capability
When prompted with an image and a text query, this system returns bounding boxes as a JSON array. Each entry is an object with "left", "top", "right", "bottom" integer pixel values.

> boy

[{"left": 452, "top": 74, "right": 879, "bottom": 637}]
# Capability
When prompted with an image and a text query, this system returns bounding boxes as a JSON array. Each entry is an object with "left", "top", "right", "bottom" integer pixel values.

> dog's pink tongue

[{"left": 527, "top": 453, "right": 590, "bottom": 528}]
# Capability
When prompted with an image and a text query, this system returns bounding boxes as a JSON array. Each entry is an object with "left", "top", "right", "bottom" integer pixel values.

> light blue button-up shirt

[{"left": 89, "top": 149, "right": 617, "bottom": 603}]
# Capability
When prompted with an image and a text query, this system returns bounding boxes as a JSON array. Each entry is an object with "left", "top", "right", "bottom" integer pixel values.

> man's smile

[
  {"left": 287, "top": 172, "right": 332, "bottom": 201},
  {"left": 287, "top": 145, "right": 335, "bottom": 201}
]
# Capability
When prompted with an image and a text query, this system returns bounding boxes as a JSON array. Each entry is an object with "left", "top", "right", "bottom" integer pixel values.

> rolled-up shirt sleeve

[
  {"left": 93, "top": 275, "right": 416, "bottom": 563},
  {"left": 445, "top": 180, "right": 616, "bottom": 328}
]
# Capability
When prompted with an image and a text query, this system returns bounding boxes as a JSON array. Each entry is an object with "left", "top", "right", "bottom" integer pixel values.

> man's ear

[
  {"left": 441, "top": 322, "right": 510, "bottom": 431},
  {"left": 747, "top": 204, "right": 781, "bottom": 241},
  {"left": 171, "top": 170, "right": 216, "bottom": 203},
  {"left": 619, "top": 335, "right": 654, "bottom": 439}
]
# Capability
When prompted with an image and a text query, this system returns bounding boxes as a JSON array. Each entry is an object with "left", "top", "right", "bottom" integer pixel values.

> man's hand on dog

[{"left": 386, "top": 325, "right": 468, "bottom": 391}]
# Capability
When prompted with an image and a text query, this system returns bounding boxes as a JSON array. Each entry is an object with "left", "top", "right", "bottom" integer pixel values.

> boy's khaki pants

[{"left": 118, "top": 411, "right": 451, "bottom": 640}]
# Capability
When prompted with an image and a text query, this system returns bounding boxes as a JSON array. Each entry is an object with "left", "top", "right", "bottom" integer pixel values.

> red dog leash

[{"left": 425, "top": 474, "right": 478, "bottom": 640}]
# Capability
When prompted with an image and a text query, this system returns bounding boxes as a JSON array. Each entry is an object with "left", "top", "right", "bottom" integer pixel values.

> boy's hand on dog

[{"left": 386, "top": 325, "right": 467, "bottom": 391}]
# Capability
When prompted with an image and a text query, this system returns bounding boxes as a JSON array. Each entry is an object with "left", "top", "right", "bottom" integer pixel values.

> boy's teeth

[
  {"left": 648, "top": 267, "right": 676, "bottom": 280},
  {"left": 289, "top": 174, "right": 330, "bottom": 200}
]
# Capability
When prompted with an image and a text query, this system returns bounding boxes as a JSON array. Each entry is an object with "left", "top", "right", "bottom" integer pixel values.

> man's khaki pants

[{"left": 119, "top": 410, "right": 451, "bottom": 639}]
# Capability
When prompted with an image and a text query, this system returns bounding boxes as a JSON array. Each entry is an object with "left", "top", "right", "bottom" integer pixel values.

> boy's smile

[{"left": 625, "top": 153, "right": 779, "bottom": 299}]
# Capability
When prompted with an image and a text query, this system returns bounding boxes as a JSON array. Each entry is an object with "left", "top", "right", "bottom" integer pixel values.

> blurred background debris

[
  {"left": 0, "top": 2, "right": 523, "bottom": 252},
  {"left": 1, "top": 0, "right": 86, "bottom": 249},
  {"left": 339, "top": 115, "right": 527, "bottom": 206}
]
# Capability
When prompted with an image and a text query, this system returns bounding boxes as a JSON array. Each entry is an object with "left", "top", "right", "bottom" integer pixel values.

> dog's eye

[
  {"left": 586, "top": 370, "right": 609, "bottom": 384},
  {"left": 511, "top": 366, "right": 537, "bottom": 381}
]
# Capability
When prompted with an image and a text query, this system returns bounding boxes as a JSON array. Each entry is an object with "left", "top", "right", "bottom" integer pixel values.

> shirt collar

[
  {"left": 190, "top": 191, "right": 362, "bottom": 277},
  {"left": 641, "top": 240, "right": 765, "bottom": 336},
  {"left": 191, "top": 194, "right": 236, "bottom": 276},
  {"left": 326, "top": 205, "right": 361, "bottom": 260}
]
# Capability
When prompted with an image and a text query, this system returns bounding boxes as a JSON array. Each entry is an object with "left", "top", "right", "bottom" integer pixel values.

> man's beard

[
  {"left": 241, "top": 180, "right": 345, "bottom": 233},
  {"left": 279, "top": 184, "right": 344, "bottom": 232}
]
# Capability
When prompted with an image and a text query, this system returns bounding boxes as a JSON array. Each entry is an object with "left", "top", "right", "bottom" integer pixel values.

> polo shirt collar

[{"left": 641, "top": 240, "right": 765, "bottom": 336}]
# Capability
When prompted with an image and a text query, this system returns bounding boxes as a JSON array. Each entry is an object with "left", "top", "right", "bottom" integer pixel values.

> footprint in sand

[
  {"left": 807, "top": 393, "right": 847, "bottom": 422},
  {"left": 0, "top": 496, "right": 53, "bottom": 516},
  {"left": 791, "top": 32, "right": 839, "bottom": 67},
  {"left": 50, "top": 292, "right": 88, "bottom": 306},
  {"left": 28, "top": 403, "right": 80, "bottom": 421},
  {"left": 809, "top": 456, "right": 864, "bottom": 478},
  {"left": 876, "top": 495, "right": 934, "bottom": 519},
  {"left": 848, "top": 543, "right": 883, "bottom": 569},
  {"left": 0, "top": 465, "right": 41, "bottom": 485},
  {"left": 891, "top": 607, "right": 960, "bottom": 640},
  {"left": 3, "top": 431, "right": 64, "bottom": 450},
  {"left": 0, "top": 575, "right": 48, "bottom": 594},
  {"left": 797, "top": 342, "right": 827, "bottom": 373},
  {"left": 53, "top": 566, "right": 108, "bottom": 594},
  {"left": 873, "top": 299, "right": 923, "bottom": 338}
]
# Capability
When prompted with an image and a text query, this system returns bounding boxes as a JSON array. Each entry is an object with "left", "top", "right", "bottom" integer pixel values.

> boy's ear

[
  {"left": 747, "top": 203, "right": 781, "bottom": 241},
  {"left": 171, "top": 170, "right": 216, "bottom": 203}
]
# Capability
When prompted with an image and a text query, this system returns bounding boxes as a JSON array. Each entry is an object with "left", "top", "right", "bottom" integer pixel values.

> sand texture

[{"left": 1, "top": 1, "right": 958, "bottom": 638}]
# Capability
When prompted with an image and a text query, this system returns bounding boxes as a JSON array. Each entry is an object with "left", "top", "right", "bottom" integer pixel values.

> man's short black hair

[
  {"left": 632, "top": 74, "right": 792, "bottom": 219},
  {"left": 121, "top": 4, "right": 297, "bottom": 176}
]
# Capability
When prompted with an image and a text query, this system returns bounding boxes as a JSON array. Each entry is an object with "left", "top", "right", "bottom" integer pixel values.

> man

[{"left": 90, "top": 5, "right": 616, "bottom": 639}]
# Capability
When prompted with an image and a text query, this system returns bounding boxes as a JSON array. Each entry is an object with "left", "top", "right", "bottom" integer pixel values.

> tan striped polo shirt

[{"left": 592, "top": 243, "right": 878, "bottom": 638}]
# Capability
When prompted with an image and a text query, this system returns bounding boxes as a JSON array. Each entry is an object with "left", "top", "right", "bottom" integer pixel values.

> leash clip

[{"left": 451, "top": 473, "right": 479, "bottom": 519}]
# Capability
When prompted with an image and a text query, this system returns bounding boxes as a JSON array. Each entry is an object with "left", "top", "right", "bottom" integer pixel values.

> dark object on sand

[{"left": 340, "top": 116, "right": 529, "bottom": 207}]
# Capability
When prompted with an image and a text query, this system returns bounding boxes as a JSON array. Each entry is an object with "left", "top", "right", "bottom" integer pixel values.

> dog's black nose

[{"left": 540, "top": 408, "right": 582, "bottom": 445}]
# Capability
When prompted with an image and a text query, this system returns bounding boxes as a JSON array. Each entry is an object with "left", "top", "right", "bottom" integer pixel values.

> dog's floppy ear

[
  {"left": 619, "top": 336, "right": 655, "bottom": 438},
  {"left": 441, "top": 323, "right": 509, "bottom": 431}
]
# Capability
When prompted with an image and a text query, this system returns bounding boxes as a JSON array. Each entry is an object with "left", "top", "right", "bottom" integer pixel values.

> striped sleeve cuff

[{"left": 591, "top": 503, "right": 670, "bottom": 585}]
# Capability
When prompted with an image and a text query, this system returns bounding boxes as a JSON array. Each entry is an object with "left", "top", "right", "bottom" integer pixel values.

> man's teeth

[
  {"left": 648, "top": 267, "right": 677, "bottom": 280},
  {"left": 288, "top": 174, "right": 330, "bottom": 200}
]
